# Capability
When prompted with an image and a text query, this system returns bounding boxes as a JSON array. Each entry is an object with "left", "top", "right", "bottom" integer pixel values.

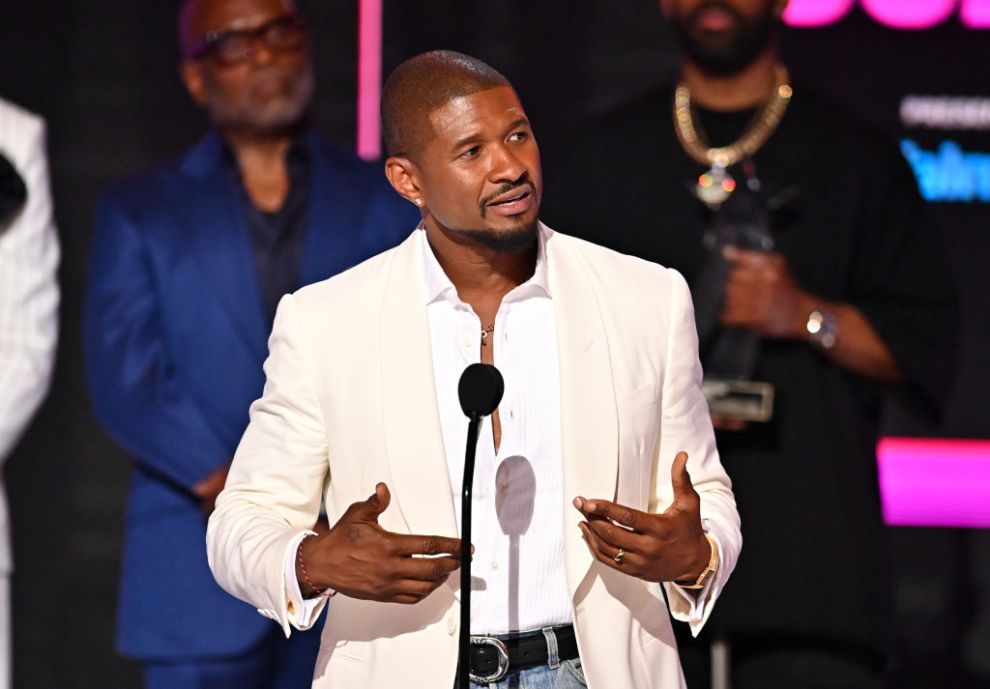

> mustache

[
  {"left": 247, "top": 64, "right": 307, "bottom": 88},
  {"left": 685, "top": 0, "right": 745, "bottom": 28},
  {"left": 479, "top": 177, "right": 535, "bottom": 208}
]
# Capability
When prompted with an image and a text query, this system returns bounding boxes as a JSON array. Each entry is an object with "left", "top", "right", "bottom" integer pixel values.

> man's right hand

[{"left": 297, "top": 482, "right": 463, "bottom": 604}]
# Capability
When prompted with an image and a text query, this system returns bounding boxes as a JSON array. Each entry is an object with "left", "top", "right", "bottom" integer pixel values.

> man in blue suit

[{"left": 84, "top": 0, "right": 417, "bottom": 686}]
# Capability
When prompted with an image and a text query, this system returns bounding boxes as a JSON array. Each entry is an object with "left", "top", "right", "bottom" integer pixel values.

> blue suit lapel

[
  {"left": 179, "top": 133, "right": 270, "bottom": 360},
  {"left": 300, "top": 134, "right": 340, "bottom": 286},
  {"left": 299, "top": 133, "right": 417, "bottom": 286},
  {"left": 299, "top": 133, "right": 377, "bottom": 286},
  {"left": 172, "top": 131, "right": 411, "bottom": 360}
]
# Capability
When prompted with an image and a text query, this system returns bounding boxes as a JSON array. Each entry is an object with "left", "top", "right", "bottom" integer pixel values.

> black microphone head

[{"left": 458, "top": 363, "right": 504, "bottom": 418}]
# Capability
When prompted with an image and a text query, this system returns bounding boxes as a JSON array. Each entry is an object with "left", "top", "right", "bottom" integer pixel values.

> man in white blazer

[
  {"left": 0, "top": 97, "right": 60, "bottom": 689},
  {"left": 208, "top": 51, "right": 740, "bottom": 688}
]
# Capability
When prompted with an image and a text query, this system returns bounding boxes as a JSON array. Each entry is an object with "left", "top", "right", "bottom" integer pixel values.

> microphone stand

[
  {"left": 457, "top": 411, "right": 482, "bottom": 689},
  {"left": 455, "top": 362, "right": 503, "bottom": 687}
]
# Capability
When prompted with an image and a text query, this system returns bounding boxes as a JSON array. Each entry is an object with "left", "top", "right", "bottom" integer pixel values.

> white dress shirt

[
  {"left": 281, "top": 226, "right": 715, "bottom": 632},
  {"left": 421, "top": 226, "right": 571, "bottom": 635}
]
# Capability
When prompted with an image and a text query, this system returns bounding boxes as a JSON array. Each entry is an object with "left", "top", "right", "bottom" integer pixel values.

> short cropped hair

[{"left": 381, "top": 50, "right": 511, "bottom": 158}]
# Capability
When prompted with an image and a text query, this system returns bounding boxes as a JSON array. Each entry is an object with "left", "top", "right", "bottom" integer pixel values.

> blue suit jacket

[{"left": 85, "top": 131, "right": 418, "bottom": 660}]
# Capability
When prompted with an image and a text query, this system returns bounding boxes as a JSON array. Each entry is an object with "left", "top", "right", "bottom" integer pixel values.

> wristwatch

[
  {"left": 679, "top": 533, "right": 719, "bottom": 590},
  {"left": 806, "top": 309, "right": 838, "bottom": 349}
]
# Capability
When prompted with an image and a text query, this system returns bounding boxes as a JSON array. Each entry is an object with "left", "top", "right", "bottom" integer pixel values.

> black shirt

[
  {"left": 543, "top": 86, "right": 957, "bottom": 654},
  {"left": 222, "top": 138, "right": 309, "bottom": 325}
]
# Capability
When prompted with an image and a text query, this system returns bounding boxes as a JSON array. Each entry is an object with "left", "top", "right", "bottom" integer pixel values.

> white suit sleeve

[
  {"left": 207, "top": 292, "right": 331, "bottom": 635},
  {"left": 653, "top": 269, "right": 741, "bottom": 635},
  {"left": 0, "top": 111, "right": 59, "bottom": 462}
]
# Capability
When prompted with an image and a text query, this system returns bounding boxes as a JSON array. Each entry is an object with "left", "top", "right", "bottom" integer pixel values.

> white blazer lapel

[
  {"left": 379, "top": 232, "right": 458, "bottom": 538},
  {"left": 545, "top": 229, "right": 619, "bottom": 595}
]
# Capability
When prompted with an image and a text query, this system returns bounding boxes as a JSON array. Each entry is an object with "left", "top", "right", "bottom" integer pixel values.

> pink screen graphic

[
  {"left": 784, "top": 0, "right": 990, "bottom": 28},
  {"left": 356, "top": 0, "right": 383, "bottom": 160},
  {"left": 877, "top": 437, "right": 990, "bottom": 528}
]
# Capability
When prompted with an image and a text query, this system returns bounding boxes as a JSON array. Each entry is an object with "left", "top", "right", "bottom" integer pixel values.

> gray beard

[{"left": 207, "top": 64, "right": 315, "bottom": 134}]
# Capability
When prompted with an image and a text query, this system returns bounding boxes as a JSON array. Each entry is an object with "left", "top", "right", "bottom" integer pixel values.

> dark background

[{"left": 0, "top": 1, "right": 987, "bottom": 686}]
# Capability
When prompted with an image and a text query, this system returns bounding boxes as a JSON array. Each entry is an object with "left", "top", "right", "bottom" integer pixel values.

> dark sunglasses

[{"left": 190, "top": 14, "right": 306, "bottom": 66}]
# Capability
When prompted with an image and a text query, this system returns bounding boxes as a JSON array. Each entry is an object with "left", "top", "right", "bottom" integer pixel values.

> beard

[
  {"left": 206, "top": 61, "right": 315, "bottom": 134},
  {"left": 670, "top": 1, "right": 777, "bottom": 76},
  {"left": 454, "top": 177, "right": 540, "bottom": 253},
  {"left": 452, "top": 217, "right": 540, "bottom": 254}
]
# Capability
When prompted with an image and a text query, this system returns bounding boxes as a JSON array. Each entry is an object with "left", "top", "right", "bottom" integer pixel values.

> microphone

[
  {"left": 458, "top": 362, "right": 504, "bottom": 420},
  {"left": 456, "top": 363, "right": 504, "bottom": 688}
]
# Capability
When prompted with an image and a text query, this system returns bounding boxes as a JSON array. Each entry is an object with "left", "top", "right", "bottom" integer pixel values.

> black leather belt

[{"left": 467, "top": 625, "right": 579, "bottom": 683}]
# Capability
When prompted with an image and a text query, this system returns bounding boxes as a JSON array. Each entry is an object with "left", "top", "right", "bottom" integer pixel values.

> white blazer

[
  {"left": 208, "top": 226, "right": 741, "bottom": 689},
  {"left": 0, "top": 98, "right": 59, "bottom": 575}
]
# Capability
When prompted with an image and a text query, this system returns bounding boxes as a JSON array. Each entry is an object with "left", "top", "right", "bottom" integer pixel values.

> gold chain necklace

[
  {"left": 673, "top": 65, "right": 793, "bottom": 207},
  {"left": 480, "top": 324, "right": 495, "bottom": 347}
]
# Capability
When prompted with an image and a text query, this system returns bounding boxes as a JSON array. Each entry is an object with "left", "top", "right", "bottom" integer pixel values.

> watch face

[
  {"left": 807, "top": 311, "right": 825, "bottom": 335},
  {"left": 807, "top": 310, "right": 838, "bottom": 349}
]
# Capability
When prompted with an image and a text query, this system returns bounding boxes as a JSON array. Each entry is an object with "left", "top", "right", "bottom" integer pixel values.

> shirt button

[
  {"left": 447, "top": 615, "right": 457, "bottom": 635},
  {"left": 463, "top": 337, "right": 472, "bottom": 348},
  {"left": 491, "top": 561, "right": 500, "bottom": 570}
]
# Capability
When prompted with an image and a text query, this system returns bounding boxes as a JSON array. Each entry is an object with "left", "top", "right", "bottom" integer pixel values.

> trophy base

[{"left": 702, "top": 378, "right": 774, "bottom": 423}]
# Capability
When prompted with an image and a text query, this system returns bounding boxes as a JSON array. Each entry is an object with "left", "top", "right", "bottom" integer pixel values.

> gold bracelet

[{"left": 678, "top": 533, "right": 719, "bottom": 590}]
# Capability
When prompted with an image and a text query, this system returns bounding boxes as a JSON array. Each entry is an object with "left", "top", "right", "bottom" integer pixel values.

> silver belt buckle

[{"left": 469, "top": 635, "right": 510, "bottom": 684}]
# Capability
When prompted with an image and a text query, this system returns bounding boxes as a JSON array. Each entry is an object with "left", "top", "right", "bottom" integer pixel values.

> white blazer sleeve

[
  {"left": 207, "top": 292, "right": 331, "bottom": 636},
  {"left": 654, "top": 269, "right": 741, "bottom": 635},
  {"left": 0, "top": 108, "right": 59, "bottom": 462}
]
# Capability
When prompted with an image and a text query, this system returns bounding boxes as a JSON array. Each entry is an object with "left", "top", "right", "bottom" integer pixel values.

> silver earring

[{"left": 414, "top": 198, "right": 423, "bottom": 207}]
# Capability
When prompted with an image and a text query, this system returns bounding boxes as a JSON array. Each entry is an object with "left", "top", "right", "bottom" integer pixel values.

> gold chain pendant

[
  {"left": 674, "top": 65, "right": 792, "bottom": 208},
  {"left": 697, "top": 164, "right": 738, "bottom": 207}
]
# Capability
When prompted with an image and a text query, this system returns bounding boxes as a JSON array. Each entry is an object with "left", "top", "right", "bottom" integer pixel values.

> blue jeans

[
  {"left": 460, "top": 627, "right": 588, "bottom": 689},
  {"left": 469, "top": 658, "right": 587, "bottom": 689}
]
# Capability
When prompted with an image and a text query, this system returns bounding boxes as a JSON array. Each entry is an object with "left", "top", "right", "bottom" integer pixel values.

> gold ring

[{"left": 614, "top": 548, "right": 624, "bottom": 564}]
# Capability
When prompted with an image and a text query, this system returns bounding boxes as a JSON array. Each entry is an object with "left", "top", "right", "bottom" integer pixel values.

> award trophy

[
  {"left": 672, "top": 68, "right": 795, "bottom": 425},
  {"left": 692, "top": 163, "right": 779, "bottom": 423}
]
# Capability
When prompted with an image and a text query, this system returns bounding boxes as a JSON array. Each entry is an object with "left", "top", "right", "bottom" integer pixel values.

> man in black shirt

[{"left": 543, "top": 1, "right": 956, "bottom": 687}]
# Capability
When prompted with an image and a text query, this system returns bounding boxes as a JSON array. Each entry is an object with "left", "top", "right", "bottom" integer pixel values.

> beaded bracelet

[{"left": 297, "top": 534, "right": 336, "bottom": 599}]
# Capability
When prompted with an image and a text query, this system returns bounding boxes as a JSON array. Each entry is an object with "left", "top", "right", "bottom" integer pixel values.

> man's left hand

[
  {"left": 574, "top": 452, "right": 710, "bottom": 584},
  {"left": 720, "top": 246, "right": 812, "bottom": 339}
]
